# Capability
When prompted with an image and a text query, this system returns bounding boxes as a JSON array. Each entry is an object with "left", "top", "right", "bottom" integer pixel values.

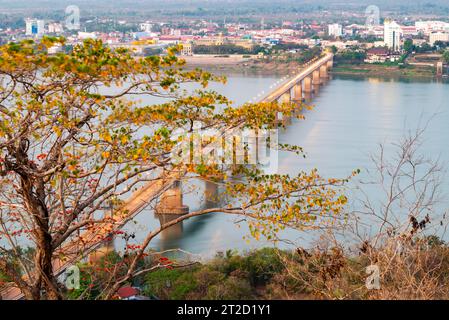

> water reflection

[
  {"left": 155, "top": 179, "right": 221, "bottom": 251},
  {"left": 116, "top": 74, "right": 449, "bottom": 256}
]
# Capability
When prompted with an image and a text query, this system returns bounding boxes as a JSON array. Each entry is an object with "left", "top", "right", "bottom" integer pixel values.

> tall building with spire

[{"left": 384, "top": 20, "right": 402, "bottom": 51}]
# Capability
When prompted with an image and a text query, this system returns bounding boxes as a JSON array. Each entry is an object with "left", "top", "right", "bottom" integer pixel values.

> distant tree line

[
  {"left": 271, "top": 43, "right": 308, "bottom": 52},
  {"left": 334, "top": 49, "right": 366, "bottom": 64},
  {"left": 295, "top": 46, "right": 322, "bottom": 64},
  {"left": 192, "top": 44, "right": 264, "bottom": 55},
  {"left": 403, "top": 38, "right": 449, "bottom": 54},
  {"left": 443, "top": 51, "right": 449, "bottom": 64}
]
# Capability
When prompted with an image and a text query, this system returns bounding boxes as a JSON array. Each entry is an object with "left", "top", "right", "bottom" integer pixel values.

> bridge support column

[
  {"left": 205, "top": 180, "right": 219, "bottom": 208},
  {"left": 157, "top": 214, "right": 184, "bottom": 243},
  {"left": 303, "top": 76, "right": 312, "bottom": 93},
  {"left": 155, "top": 180, "right": 189, "bottom": 215},
  {"left": 437, "top": 62, "right": 443, "bottom": 77},
  {"left": 88, "top": 239, "right": 114, "bottom": 264},
  {"left": 320, "top": 65, "right": 328, "bottom": 78},
  {"left": 312, "top": 70, "right": 321, "bottom": 86},
  {"left": 327, "top": 60, "right": 333, "bottom": 69},
  {"left": 276, "top": 91, "right": 290, "bottom": 122},
  {"left": 280, "top": 91, "right": 291, "bottom": 103},
  {"left": 293, "top": 83, "right": 302, "bottom": 101}
]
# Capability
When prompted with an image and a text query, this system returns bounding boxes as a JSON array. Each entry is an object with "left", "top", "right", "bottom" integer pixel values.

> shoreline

[
  {"left": 182, "top": 56, "right": 439, "bottom": 80},
  {"left": 330, "top": 63, "right": 436, "bottom": 79}
]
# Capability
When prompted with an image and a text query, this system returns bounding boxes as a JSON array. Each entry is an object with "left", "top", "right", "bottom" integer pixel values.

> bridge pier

[
  {"left": 303, "top": 76, "right": 313, "bottom": 93},
  {"left": 205, "top": 180, "right": 219, "bottom": 208},
  {"left": 303, "top": 92, "right": 313, "bottom": 103},
  {"left": 275, "top": 91, "right": 291, "bottom": 123},
  {"left": 280, "top": 91, "right": 291, "bottom": 103},
  {"left": 312, "top": 70, "right": 321, "bottom": 86},
  {"left": 157, "top": 213, "right": 184, "bottom": 243},
  {"left": 327, "top": 60, "right": 333, "bottom": 69},
  {"left": 320, "top": 65, "right": 328, "bottom": 78},
  {"left": 155, "top": 180, "right": 189, "bottom": 215},
  {"left": 293, "top": 83, "right": 303, "bottom": 101}
]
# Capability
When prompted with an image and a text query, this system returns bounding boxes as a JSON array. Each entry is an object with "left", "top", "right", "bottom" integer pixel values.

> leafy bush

[
  {"left": 62, "top": 245, "right": 449, "bottom": 300},
  {"left": 144, "top": 267, "right": 199, "bottom": 300},
  {"left": 204, "top": 276, "right": 253, "bottom": 300},
  {"left": 0, "top": 270, "right": 11, "bottom": 283},
  {"left": 241, "top": 248, "right": 285, "bottom": 285},
  {"left": 141, "top": 248, "right": 284, "bottom": 299}
]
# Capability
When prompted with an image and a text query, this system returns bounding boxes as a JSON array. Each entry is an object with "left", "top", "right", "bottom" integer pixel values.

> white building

[
  {"left": 77, "top": 32, "right": 97, "bottom": 40},
  {"left": 25, "top": 19, "right": 45, "bottom": 36},
  {"left": 328, "top": 23, "right": 343, "bottom": 37},
  {"left": 140, "top": 23, "right": 153, "bottom": 33},
  {"left": 384, "top": 20, "right": 402, "bottom": 51},
  {"left": 47, "top": 23, "right": 64, "bottom": 34},
  {"left": 429, "top": 32, "right": 449, "bottom": 45},
  {"left": 416, "top": 21, "right": 449, "bottom": 35},
  {"left": 180, "top": 42, "right": 193, "bottom": 56}
]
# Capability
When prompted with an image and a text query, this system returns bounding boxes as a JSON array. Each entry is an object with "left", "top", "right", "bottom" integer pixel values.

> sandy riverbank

[
  {"left": 182, "top": 54, "right": 256, "bottom": 65},
  {"left": 181, "top": 55, "right": 438, "bottom": 79},
  {"left": 331, "top": 63, "right": 436, "bottom": 79},
  {"left": 182, "top": 55, "right": 300, "bottom": 76}
]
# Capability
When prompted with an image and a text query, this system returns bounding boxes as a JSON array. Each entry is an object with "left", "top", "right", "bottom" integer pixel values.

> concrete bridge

[
  {"left": 260, "top": 52, "right": 334, "bottom": 103},
  {"left": 117, "top": 51, "right": 334, "bottom": 220},
  {"left": 0, "top": 52, "right": 334, "bottom": 300}
]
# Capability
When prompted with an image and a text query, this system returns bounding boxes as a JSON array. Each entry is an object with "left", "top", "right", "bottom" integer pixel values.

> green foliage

[
  {"left": 142, "top": 248, "right": 285, "bottom": 300},
  {"left": 443, "top": 50, "right": 449, "bottom": 64},
  {"left": 271, "top": 43, "right": 308, "bottom": 52},
  {"left": 424, "top": 235, "right": 446, "bottom": 247},
  {"left": 415, "top": 42, "right": 433, "bottom": 53},
  {"left": 143, "top": 267, "right": 199, "bottom": 299},
  {"left": 403, "top": 39, "right": 414, "bottom": 53},
  {"left": 335, "top": 50, "right": 366, "bottom": 64},
  {"left": 66, "top": 251, "right": 137, "bottom": 300},
  {"left": 295, "top": 47, "right": 322, "bottom": 64},
  {"left": 0, "top": 270, "right": 11, "bottom": 283},
  {"left": 65, "top": 263, "right": 101, "bottom": 300},
  {"left": 213, "top": 248, "right": 284, "bottom": 286},
  {"left": 204, "top": 276, "right": 253, "bottom": 300}
]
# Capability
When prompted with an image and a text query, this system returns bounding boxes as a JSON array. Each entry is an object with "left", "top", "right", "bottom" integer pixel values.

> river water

[{"left": 116, "top": 73, "right": 449, "bottom": 258}]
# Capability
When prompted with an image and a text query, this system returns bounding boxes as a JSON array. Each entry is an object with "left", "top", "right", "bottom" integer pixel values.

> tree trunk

[
  {"left": 35, "top": 234, "right": 62, "bottom": 300},
  {"left": 20, "top": 171, "right": 62, "bottom": 299}
]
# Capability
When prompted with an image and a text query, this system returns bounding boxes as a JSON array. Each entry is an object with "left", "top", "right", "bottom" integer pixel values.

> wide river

[{"left": 116, "top": 73, "right": 449, "bottom": 258}]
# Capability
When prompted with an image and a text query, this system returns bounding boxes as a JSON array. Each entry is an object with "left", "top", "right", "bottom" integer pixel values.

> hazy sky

[
  {"left": 0, "top": 0, "right": 447, "bottom": 9},
  {"left": 0, "top": 0, "right": 448, "bottom": 16}
]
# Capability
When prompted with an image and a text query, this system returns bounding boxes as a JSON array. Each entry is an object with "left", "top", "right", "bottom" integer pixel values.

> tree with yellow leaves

[{"left": 0, "top": 37, "right": 351, "bottom": 300}]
